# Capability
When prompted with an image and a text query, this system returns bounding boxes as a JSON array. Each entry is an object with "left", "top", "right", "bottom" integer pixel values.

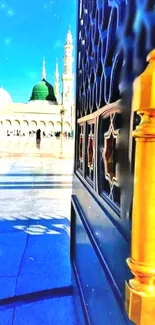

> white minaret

[
  {"left": 54, "top": 59, "right": 59, "bottom": 102},
  {"left": 62, "top": 28, "right": 74, "bottom": 111},
  {"left": 42, "top": 57, "right": 46, "bottom": 80}
]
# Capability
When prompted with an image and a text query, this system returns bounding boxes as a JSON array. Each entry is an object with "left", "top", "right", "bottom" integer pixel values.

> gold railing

[{"left": 125, "top": 50, "right": 155, "bottom": 325}]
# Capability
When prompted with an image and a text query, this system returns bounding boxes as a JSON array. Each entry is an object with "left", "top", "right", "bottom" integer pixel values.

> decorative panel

[
  {"left": 77, "top": 123, "right": 84, "bottom": 174},
  {"left": 98, "top": 112, "right": 121, "bottom": 207},
  {"left": 85, "top": 121, "right": 95, "bottom": 186}
]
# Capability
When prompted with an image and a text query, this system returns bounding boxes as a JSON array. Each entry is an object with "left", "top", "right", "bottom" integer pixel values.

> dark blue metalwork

[{"left": 71, "top": 0, "right": 155, "bottom": 324}]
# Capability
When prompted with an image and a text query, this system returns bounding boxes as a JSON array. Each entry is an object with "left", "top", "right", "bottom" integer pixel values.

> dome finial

[
  {"left": 54, "top": 59, "right": 59, "bottom": 101},
  {"left": 66, "top": 28, "right": 73, "bottom": 45},
  {"left": 42, "top": 57, "right": 46, "bottom": 80}
]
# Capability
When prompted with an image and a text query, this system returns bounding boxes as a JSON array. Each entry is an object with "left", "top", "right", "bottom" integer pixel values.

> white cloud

[
  {"left": 0, "top": 3, "right": 15, "bottom": 17},
  {"left": 0, "top": 3, "right": 7, "bottom": 9},
  {"left": 4, "top": 37, "right": 12, "bottom": 45},
  {"left": 7, "top": 9, "right": 15, "bottom": 16}
]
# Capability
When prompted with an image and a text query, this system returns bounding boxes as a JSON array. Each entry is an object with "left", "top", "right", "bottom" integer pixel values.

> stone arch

[
  {"left": 64, "top": 121, "right": 70, "bottom": 132},
  {"left": 31, "top": 120, "right": 37, "bottom": 132},
  {"left": 23, "top": 120, "right": 29, "bottom": 126},
  {"left": 4, "top": 119, "right": 12, "bottom": 135},
  {"left": 23, "top": 120, "right": 29, "bottom": 136},
  {"left": 39, "top": 121, "right": 46, "bottom": 131},
  {"left": 56, "top": 121, "right": 61, "bottom": 132},
  {"left": 14, "top": 120, "right": 20, "bottom": 128},
  {"left": 13, "top": 120, "right": 20, "bottom": 136},
  {"left": 47, "top": 121, "right": 54, "bottom": 134},
  {"left": 5, "top": 119, "right": 11, "bottom": 127}
]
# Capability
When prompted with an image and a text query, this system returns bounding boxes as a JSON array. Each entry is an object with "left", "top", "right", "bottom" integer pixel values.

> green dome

[{"left": 30, "top": 79, "right": 56, "bottom": 101}]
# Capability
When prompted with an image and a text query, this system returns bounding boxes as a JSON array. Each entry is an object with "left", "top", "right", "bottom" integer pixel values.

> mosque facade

[{"left": 0, "top": 30, "right": 74, "bottom": 137}]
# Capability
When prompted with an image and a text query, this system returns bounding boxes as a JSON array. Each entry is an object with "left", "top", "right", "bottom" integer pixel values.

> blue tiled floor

[
  {"left": 0, "top": 277, "right": 16, "bottom": 299},
  {"left": 0, "top": 232, "right": 28, "bottom": 276},
  {"left": 0, "top": 309, "right": 14, "bottom": 325},
  {"left": 13, "top": 296, "right": 78, "bottom": 325},
  {"left": 0, "top": 137, "right": 82, "bottom": 324}
]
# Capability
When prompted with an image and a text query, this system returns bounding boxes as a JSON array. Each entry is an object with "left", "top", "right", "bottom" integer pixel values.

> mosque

[{"left": 0, "top": 30, "right": 74, "bottom": 137}]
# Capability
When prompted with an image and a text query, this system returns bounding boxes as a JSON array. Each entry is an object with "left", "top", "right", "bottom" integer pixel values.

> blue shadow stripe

[
  {"left": 0, "top": 181, "right": 72, "bottom": 185},
  {"left": 0, "top": 286, "right": 73, "bottom": 311}
]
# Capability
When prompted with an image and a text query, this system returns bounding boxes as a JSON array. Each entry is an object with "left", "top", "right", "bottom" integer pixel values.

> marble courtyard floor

[{"left": 0, "top": 136, "right": 80, "bottom": 325}]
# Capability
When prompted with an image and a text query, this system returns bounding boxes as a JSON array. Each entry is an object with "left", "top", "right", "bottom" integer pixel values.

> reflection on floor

[{"left": 0, "top": 137, "right": 81, "bottom": 325}]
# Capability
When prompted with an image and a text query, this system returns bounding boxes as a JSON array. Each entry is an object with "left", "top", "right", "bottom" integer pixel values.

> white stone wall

[
  {"left": 0, "top": 114, "right": 71, "bottom": 135},
  {"left": 0, "top": 101, "right": 72, "bottom": 136}
]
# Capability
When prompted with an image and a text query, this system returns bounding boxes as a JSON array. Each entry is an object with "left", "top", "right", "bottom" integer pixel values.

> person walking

[{"left": 36, "top": 129, "right": 41, "bottom": 141}]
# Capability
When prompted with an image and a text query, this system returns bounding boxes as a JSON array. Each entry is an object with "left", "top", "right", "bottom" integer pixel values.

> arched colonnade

[{"left": 0, "top": 119, "right": 71, "bottom": 136}]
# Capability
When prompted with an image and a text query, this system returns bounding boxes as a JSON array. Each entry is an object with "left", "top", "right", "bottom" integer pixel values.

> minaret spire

[
  {"left": 42, "top": 57, "right": 46, "bottom": 80},
  {"left": 66, "top": 28, "right": 73, "bottom": 45},
  {"left": 62, "top": 30, "right": 74, "bottom": 133},
  {"left": 54, "top": 59, "right": 59, "bottom": 102},
  {"left": 62, "top": 29, "right": 74, "bottom": 96}
]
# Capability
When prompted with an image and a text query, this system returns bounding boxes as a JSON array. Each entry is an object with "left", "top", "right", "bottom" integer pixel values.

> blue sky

[{"left": 0, "top": 0, "right": 77, "bottom": 102}]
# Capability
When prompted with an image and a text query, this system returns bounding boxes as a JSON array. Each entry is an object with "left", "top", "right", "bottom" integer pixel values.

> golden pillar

[{"left": 125, "top": 50, "right": 155, "bottom": 325}]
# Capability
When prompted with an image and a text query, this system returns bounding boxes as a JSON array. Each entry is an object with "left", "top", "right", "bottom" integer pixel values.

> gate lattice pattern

[{"left": 76, "top": 0, "right": 155, "bottom": 216}]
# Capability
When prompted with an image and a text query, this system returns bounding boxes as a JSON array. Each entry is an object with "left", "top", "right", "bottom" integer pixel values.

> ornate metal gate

[{"left": 71, "top": 1, "right": 155, "bottom": 324}]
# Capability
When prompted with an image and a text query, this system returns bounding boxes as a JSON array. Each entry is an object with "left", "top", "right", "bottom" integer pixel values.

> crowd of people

[{"left": 6, "top": 130, "right": 73, "bottom": 138}]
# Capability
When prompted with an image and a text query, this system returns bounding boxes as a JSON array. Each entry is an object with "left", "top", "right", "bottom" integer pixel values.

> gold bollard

[{"left": 125, "top": 50, "right": 155, "bottom": 325}]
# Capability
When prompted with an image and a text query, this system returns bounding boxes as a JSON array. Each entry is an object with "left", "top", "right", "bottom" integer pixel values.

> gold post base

[{"left": 125, "top": 282, "right": 155, "bottom": 325}]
